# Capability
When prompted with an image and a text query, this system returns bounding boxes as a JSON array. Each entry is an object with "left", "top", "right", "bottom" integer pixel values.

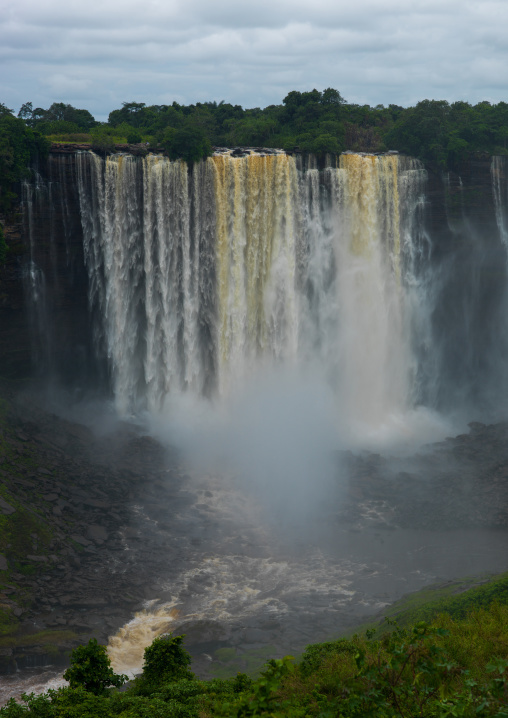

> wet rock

[
  {"left": 70, "top": 534, "right": 91, "bottom": 547},
  {"left": 243, "top": 628, "right": 271, "bottom": 643},
  {"left": 177, "top": 619, "right": 229, "bottom": 645},
  {"left": 67, "top": 596, "right": 108, "bottom": 608},
  {"left": 0, "top": 497, "right": 15, "bottom": 515},
  {"left": 87, "top": 525, "right": 108, "bottom": 542},
  {"left": 83, "top": 499, "right": 111, "bottom": 509}
]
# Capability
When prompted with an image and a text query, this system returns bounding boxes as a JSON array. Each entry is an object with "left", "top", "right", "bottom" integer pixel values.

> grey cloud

[{"left": 1, "top": 0, "right": 508, "bottom": 119}]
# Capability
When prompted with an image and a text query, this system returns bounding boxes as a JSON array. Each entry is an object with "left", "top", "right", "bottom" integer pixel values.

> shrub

[
  {"left": 90, "top": 126, "right": 117, "bottom": 153},
  {"left": 127, "top": 130, "right": 143, "bottom": 144},
  {"left": 62, "top": 638, "right": 127, "bottom": 695},
  {"left": 138, "top": 634, "right": 194, "bottom": 690},
  {"left": 162, "top": 126, "right": 212, "bottom": 164}
]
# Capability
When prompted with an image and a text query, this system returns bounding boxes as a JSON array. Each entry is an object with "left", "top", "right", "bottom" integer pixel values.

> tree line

[
  {"left": 0, "top": 103, "right": 49, "bottom": 214},
  {"left": 14, "top": 89, "right": 508, "bottom": 166}
]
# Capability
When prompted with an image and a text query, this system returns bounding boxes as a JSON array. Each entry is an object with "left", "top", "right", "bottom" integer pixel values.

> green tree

[
  {"left": 46, "top": 103, "right": 96, "bottom": 130},
  {"left": 90, "top": 125, "right": 117, "bottom": 153},
  {"left": 0, "top": 109, "right": 49, "bottom": 212},
  {"left": 39, "top": 120, "right": 81, "bottom": 136},
  {"left": 384, "top": 99, "right": 452, "bottom": 166},
  {"left": 63, "top": 638, "right": 127, "bottom": 695},
  {"left": 321, "top": 87, "right": 347, "bottom": 106},
  {"left": 0, "top": 103, "right": 14, "bottom": 117},
  {"left": 162, "top": 126, "right": 212, "bottom": 164},
  {"left": 141, "top": 634, "right": 194, "bottom": 687},
  {"left": 301, "top": 132, "right": 343, "bottom": 155},
  {"left": 109, "top": 102, "right": 148, "bottom": 128},
  {"left": 127, "top": 129, "right": 143, "bottom": 144},
  {"left": 17, "top": 102, "right": 33, "bottom": 122},
  {"left": 17, "top": 102, "right": 96, "bottom": 131}
]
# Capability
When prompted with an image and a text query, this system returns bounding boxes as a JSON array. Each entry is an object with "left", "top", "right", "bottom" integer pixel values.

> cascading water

[
  {"left": 22, "top": 173, "right": 51, "bottom": 374},
  {"left": 75, "top": 150, "right": 430, "bottom": 437}
]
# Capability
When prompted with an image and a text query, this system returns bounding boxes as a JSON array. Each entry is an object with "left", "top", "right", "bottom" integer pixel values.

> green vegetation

[
  {"left": 351, "top": 572, "right": 508, "bottom": 640},
  {"left": 17, "top": 102, "right": 97, "bottom": 134},
  {"left": 63, "top": 638, "right": 127, "bottom": 695},
  {"left": 0, "top": 430, "right": 52, "bottom": 578},
  {"left": 4, "top": 578, "right": 508, "bottom": 716},
  {"left": 90, "top": 125, "right": 118, "bottom": 153},
  {"left": 384, "top": 99, "right": 508, "bottom": 167},
  {"left": 162, "top": 126, "right": 212, "bottom": 164},
  {"left": 0, "top": 629, "right": 77, "bottom": 650},
  {"left": 0, "top": 103, "right": 49, "bottom": 213},
  {"left": 0, "top": 402, "right": 60, "bottom": 638},
  {"left": 210, "top": 645, "right": 279, "bottom": 681},
  {"left": 132, "top": 634, "right": 195, "bottom": 694},
  {"left": 0, "top": 474, "right": 52, "bottom": 637},
  {"left": 100, "top": 91, "right": 508, "bottom": 167},
  {"left": 142, "top": 634, "right": 194, "bottom": 682},
  {"left": 7, "top": 89, "right": 508, "bottom": 171},
  {"left": 126, "top": 129, "right": 143, "bottom": 144}
]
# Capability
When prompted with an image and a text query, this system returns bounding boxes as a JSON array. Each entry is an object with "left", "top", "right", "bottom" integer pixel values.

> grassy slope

[{"left": 348, "top": 571, "right": 508, "bottom": 638}]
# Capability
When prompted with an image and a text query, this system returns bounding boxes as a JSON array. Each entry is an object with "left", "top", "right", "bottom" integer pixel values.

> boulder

[
  {"left": 87, "top": 525, "right": 108, "bottom": 542},
  {"left": 0, "top": 497, "right": 15, "bottom": 515}
]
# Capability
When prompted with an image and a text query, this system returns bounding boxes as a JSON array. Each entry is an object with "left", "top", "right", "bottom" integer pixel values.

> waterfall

[
  {"left": 74, "top": 150, "right": 430, "bottom": 432},
  {"left": 212, "top": 154, "right": 299, "bottom": 394},
  {"left": 22, "top": 173, "right": 51, "bottom": 374}
]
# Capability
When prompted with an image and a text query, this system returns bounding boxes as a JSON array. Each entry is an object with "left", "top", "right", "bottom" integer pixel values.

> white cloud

[{"left": 1, "top": 0, "right": 507, "bottom": 119}]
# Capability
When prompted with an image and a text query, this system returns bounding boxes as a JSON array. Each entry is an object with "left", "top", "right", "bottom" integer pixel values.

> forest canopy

[
  {"left": 102, "top": 90, "right": 508, "bottom": 166},
  {"left": 0, "top": 103, "right": 49, "bottom": 213},
  {"left": 2, "top": 89, "right": 508, "bottom": 179}
]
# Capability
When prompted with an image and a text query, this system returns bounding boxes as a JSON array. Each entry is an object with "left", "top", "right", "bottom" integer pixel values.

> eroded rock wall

[{"left": 0, "top": 154, "right": 102, "bottom": 388}]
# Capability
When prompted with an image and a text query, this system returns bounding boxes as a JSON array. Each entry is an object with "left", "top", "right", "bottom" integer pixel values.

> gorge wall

[{"left": 1, "top": 149, "right": 508, "bottom": 426}]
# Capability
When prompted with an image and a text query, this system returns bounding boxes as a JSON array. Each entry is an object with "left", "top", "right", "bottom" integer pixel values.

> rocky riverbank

[
  {"left": 341, "top": 420, "right": 508, "bottom": 531},
  {"left": 0, "top": 381, "right": 188, "bottom": 674}
]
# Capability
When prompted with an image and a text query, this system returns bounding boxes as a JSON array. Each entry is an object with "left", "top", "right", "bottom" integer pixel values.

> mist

[{"left": 147, "top": 368, "right": 338, "bottom": 529}]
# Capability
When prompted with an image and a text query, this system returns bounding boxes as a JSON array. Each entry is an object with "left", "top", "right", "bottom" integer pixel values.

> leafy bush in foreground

[
  {"left": 3, "top": 601, "right": 508, "bottom": 717},
  {"left": 62, "top": 637, "right": 127, "bottom": 695}
]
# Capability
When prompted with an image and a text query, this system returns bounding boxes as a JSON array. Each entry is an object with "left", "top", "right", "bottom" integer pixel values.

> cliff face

[
  {"left": 0, "top": 151, "right": 507, "bottom": 417},
  {"left": 0, "top": 154, "right": 101, "bottom": 387},
  {"left": 0, "top": 211, "right": 30, "bottom": 379},
  {"left": 423, "top": 157, "right": 508, "bottom": 410}
]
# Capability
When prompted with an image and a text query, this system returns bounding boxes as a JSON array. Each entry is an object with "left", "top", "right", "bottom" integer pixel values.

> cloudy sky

[{"left": 1, "top": 0, "right": 507, "bottom": 121}]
